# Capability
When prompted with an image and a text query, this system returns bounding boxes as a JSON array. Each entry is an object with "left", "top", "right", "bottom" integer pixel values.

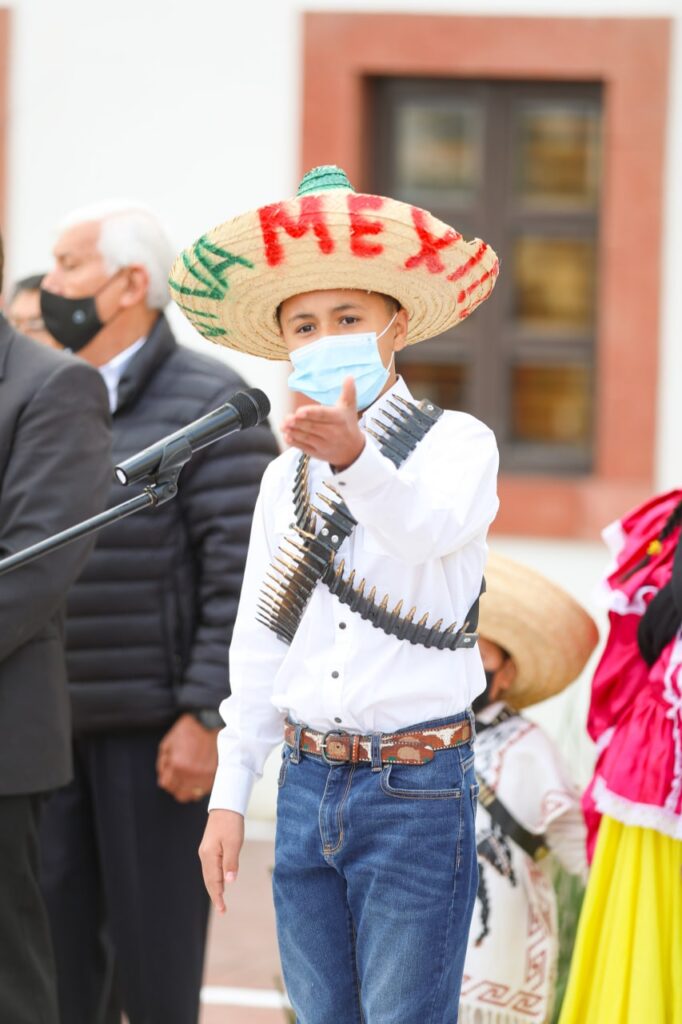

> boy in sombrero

[
  {"left": 170, "top": 166, "right": 500, "bottom": 1023},
  {"left": 461, "top": 552, "right": 596, "bottom": 1024}
]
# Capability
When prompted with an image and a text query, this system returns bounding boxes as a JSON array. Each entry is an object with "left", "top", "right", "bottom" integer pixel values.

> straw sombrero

[
  {"left": 169, "top": 165, "right": 499, "bottom": 360},
  {"left": 479, "top": 552, "right": 599, "bottom": 709}
]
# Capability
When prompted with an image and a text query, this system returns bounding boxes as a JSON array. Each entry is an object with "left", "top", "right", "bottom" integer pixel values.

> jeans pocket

[{"left": 380, "top": 755, "right": 463, "bottom": 800}]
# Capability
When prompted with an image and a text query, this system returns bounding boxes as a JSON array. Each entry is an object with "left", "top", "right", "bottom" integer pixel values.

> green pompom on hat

[{"left": 296, "top": 165, "right": 355, "bottom": 196}]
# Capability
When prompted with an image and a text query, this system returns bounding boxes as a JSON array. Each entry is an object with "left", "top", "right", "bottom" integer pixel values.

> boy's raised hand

[{"left": 281, "top": 376, "right": 366, "bottom": 470}]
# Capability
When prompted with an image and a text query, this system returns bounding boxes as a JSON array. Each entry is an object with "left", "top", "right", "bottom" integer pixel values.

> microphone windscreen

[{"left": 231, "top": 387, "right": 271, "bottom": 429}]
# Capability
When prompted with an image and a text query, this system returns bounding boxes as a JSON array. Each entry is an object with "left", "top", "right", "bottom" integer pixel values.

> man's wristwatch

[{"left": 190, "top": 709, "right": 223, "bottom": 730}]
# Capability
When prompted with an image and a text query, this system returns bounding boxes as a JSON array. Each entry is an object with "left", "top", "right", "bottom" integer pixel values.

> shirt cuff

[
  {"left": 208, "top": 762, "right": 257, "bottom": 817},
  {"left": 331, "top": 436, "right": 396, "bottom": 496}
]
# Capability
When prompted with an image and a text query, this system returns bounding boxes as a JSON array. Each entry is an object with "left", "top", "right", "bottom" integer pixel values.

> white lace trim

[
  {"left": 594, "top": 726, "right": 615, "bottom": 756},
  {"left": 606, "top": 584, "right": 658, "bottom": 617},
  {"left": 596, "top": 518, "right": 665, "bottom": 616},
  {"left": 593, "top": 775, "right": 682, "bottom": 840}
]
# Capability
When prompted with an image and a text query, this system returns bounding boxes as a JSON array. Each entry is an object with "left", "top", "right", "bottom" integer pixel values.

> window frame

[{"left": 372, "top": 76, "right": 601, "bottom": 475}]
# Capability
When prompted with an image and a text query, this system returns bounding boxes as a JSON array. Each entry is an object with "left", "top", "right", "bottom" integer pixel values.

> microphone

[{"left": 115, "top": 387, "right": 271, "bottom": 486}]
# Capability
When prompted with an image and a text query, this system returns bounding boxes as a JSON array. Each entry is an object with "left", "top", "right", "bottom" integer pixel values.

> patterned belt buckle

[{"left": 321, "top": 730, "right": 350, "bottom": 764}]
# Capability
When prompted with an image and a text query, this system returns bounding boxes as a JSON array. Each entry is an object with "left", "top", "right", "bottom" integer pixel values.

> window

[{"left": 371, "top": 79, "right": 602, "bottom": 474}]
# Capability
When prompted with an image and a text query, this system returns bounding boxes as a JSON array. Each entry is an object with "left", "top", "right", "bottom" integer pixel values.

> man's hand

[
  {"left": 199, "top": 810, "right": 244, "bottom": 914},
  {"left": 156, "top": 713, "right": 218, "bottom": 802},
  {"left": 282, "top": 376, "right": 366, "bottom": 470}
]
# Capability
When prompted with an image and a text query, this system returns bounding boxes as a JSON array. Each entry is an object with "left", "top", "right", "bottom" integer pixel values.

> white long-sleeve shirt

[{"left": 210, "top": 377, "right": 499, "bottom": 815}]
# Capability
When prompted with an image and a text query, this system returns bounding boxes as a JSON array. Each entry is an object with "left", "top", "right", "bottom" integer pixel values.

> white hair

[{"left": 57, "top": 200, "right": 176, "bottom": 310}]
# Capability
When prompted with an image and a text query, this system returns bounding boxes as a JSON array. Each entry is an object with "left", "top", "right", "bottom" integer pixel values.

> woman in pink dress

[{"left": 560, "top": 489, "right": 682, "bottom": 1024}]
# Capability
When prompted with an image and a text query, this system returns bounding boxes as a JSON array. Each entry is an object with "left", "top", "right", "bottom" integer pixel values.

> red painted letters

[
  {"left": 348, "top": 194, "right": 384, "bottom": 257},
  {"left": 404, "top": 208, "right": 461, "bottom": 274},
  {"left": 447, "top": 241, "right": 488, "bottom": 283},
  {"left": 259, "top": 196, "right": 334, "bottom": 267},
  {"left": 457, "top": 259, "right": 499, "bottom": 306}
]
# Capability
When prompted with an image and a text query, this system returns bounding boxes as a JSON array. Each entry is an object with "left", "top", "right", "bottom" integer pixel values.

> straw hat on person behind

[
  {"left": 479, "top": 552, "right": 599, "bottom": 710},
  {"left": 169, "top": 165, "right": 499, "bottom": 360}
]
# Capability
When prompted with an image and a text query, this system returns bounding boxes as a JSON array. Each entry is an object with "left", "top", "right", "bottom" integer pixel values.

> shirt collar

[
  {"left": 359, "top": 375, "right": 414, "bottom": 428},
  {"left": 98, "top": 336, "right": 147, "bottom": 412}
]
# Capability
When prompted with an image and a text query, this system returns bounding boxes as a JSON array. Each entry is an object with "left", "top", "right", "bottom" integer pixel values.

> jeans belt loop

[
  {"left": 370, "top": 732, "right": 383, "bottom": 773},
  {"left": 290, "top": 723, "right": 304, "bottom": 764},
  {"left": 466, "top": 706, "right": 477, "bottom": 742}
]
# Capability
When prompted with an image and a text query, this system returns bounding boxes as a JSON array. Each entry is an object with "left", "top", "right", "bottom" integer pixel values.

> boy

[{"left": 170, "top": 165, "right": 500, "bottom": 1022}]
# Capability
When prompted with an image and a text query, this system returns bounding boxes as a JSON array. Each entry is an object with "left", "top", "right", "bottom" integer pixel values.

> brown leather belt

[{"left": 283, "top": 719, "right": 472, "bottom": 767}]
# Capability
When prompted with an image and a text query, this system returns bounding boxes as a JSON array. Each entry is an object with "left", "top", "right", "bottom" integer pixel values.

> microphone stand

[{"left": 0, "top": 436, "right": 192, "bottom": 578}]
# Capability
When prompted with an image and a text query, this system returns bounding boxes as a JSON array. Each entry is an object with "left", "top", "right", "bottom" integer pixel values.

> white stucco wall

[
  {"left": 4, "top": 0, "right": 681, "bottom": 482},
  {"left": 4, "top": 0, "right": 678, "bottom": 817}
]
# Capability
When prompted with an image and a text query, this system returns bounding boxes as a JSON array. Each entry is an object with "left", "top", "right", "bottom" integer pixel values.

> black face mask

[
  {"left": 40, "top": 273, "right": 121, "bottom": 352},
  {"left": 472, "top": 669, "right": 497, "bottom": 714}
]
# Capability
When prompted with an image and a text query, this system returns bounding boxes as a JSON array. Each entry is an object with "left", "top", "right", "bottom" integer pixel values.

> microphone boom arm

[
  {"left": 0, "top": 426, "right": 201, "bottom": 579},
  {"left": 0, "top": 386, "right": 270, "bottom": 579},
  {"left": 0, "top": 480, "right": 177, "bottom": 578}
]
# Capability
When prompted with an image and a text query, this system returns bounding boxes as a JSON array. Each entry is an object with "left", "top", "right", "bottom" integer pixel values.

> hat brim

[
  {"left": 170, "top": 190, "right": 498, "bottom": 360},
  {"left": 479, "top": 552, "right": 599, "bottom": 709}
]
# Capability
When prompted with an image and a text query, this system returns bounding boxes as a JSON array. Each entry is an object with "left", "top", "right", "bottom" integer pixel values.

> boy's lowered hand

[{"left": 198, "top": 809, "right": 244, "bottom": 914}]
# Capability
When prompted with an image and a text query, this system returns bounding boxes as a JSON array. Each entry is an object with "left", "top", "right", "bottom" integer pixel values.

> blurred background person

[
  {"left": 6, "top": 272, "right": 61, "bottom": 348},
  {"left": 37, "top": 202, "right": 279, "bottom": 1024},
  {"left": 560, "top": 490, "right": 682, "bottom": 1024},
  {"left": 459, "top": 552, "right": 597, "bottom": 1024},
  {"left": 0, "top": 234, "right": 111, "bottom": 1024}
]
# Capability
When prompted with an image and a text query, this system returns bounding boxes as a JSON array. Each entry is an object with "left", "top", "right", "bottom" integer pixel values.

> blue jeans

[{"left": 273, "top": 712, "right": 479, "bottom": 1024}]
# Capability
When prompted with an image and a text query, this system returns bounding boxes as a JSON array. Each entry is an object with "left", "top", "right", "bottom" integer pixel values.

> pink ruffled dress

[{"left": 583, "top": 489, "right": 682, "bottom": 861}]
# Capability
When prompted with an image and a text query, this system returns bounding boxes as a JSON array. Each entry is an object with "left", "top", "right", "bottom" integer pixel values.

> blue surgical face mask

[{"left": 287, "top": 312, "right": 398, "bottom": 411}]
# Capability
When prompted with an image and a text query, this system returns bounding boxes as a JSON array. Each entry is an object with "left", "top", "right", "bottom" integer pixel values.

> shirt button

[
  {"left": 339, "top": 622, "right": 347, "bottom": 630},
  {"left": 334, "top": 716, "right": 342, "bottom": 724},
  {"left": 331, "top": 670, "right": 339, "bottom": 679}
]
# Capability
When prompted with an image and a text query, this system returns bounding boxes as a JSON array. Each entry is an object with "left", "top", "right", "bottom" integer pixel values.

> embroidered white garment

[
  {"left": 460, "top": 704, "right": 587, "bottom": 1024},
  {"left": 210, "top": 377, "right": 499, "bottom": 815}
]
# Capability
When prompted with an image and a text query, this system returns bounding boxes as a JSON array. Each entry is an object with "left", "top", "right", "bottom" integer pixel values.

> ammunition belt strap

[
  {"left": 256, "top": 485, "right": 357, "bottom": 644},
  {"left": 320, "top": 560, "right": 479, "bottom": 650},
  {"left": 257, "top": 396, "right": 478, "bottom": 651},
  {"left": 477, "top": 777, "right": 550, "bottom": 862}
]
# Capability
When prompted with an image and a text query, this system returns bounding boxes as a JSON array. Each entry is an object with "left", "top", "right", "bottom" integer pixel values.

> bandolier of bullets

[
  {"left": 257, "top": 395, "right": 477, "bottom": 652},
  {"left": 256, "top": 470, "right": 356, "bottom": 643},
  {"left": 320, "top": 559, "right": 477, "bottom": 650}
]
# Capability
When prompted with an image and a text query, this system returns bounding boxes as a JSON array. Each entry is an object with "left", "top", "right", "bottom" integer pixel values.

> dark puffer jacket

[{"left": 65, "top": 315, "right": 279, "bottom": 733}]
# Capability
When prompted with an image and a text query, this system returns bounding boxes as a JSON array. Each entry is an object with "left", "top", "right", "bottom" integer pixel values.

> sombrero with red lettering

[
  {"left": 169, "top": 165, "right": 499, "bottom": 360},
  {"left": 479, "top": 552, "right": 599, "bottom": 709}
]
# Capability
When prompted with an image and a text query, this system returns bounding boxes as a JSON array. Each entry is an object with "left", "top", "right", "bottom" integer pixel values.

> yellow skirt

[{"left": 559, "top": 814, "right": 682, "bottom": 1024}]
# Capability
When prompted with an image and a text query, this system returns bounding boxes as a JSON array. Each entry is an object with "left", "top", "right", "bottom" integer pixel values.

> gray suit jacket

[{"left": 0, "top": 317, "right": 111, "bottom": 794}]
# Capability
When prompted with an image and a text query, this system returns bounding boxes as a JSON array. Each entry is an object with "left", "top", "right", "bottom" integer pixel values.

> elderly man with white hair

[{"left": 38, "top": 203, "right": 279, "bottom": 1024}]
